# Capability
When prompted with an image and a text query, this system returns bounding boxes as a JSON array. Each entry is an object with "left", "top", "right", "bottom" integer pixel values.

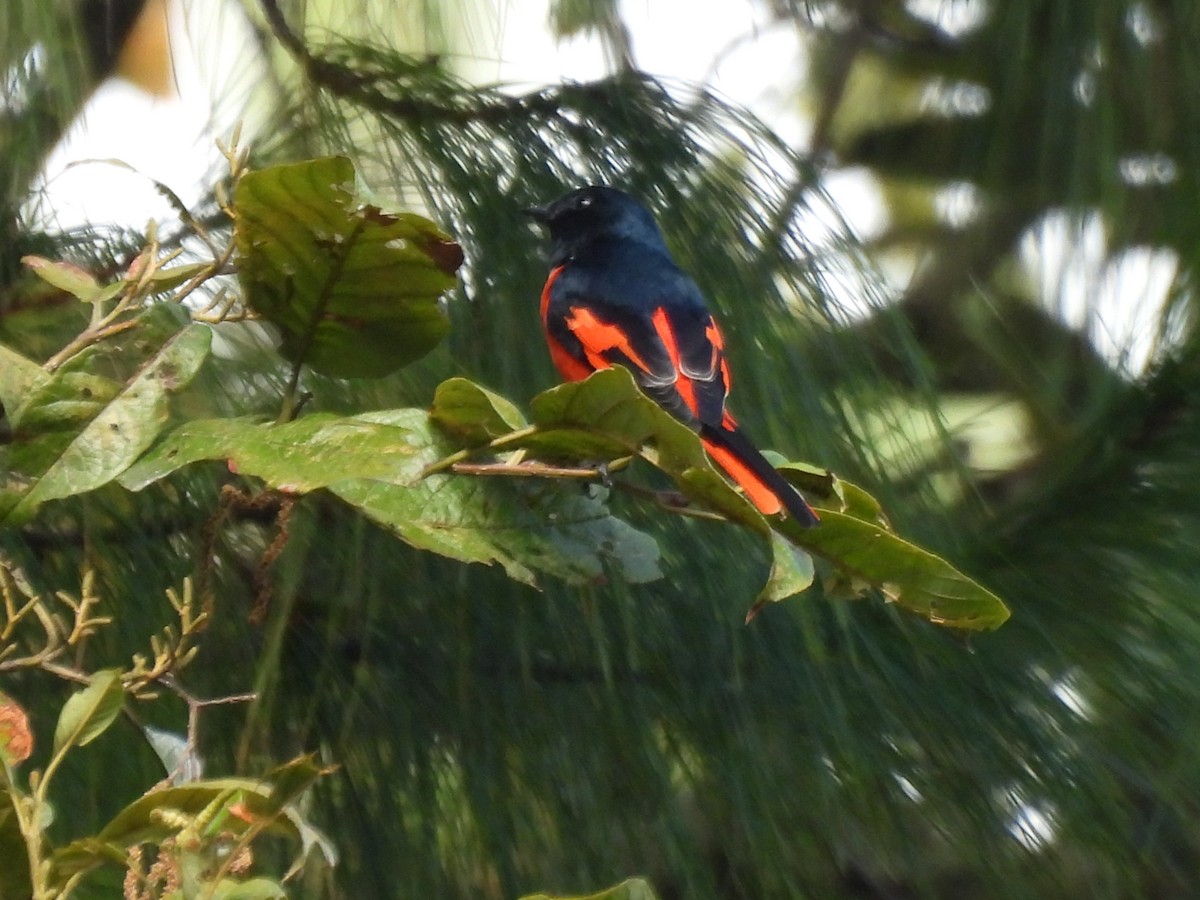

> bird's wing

[{"left": 545, "top": 266, "right": 730, "bottom": 429}]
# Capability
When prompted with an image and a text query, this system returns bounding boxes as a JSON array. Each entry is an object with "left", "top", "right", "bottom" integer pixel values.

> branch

[{"left": 256, "top": 0, "right": 651, "bottom": 127}]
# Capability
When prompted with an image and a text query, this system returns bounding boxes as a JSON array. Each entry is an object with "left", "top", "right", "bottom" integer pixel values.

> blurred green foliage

[{"left": 5, "top": 1, "right": 1200, "bottom": 898}]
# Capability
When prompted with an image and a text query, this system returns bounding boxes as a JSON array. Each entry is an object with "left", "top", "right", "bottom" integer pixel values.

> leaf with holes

[
  {"left": 120, "top": 407, "right": 661, "bottom": 587},
  {"left": 234, "top": 156, "right": 462, "bottom": 378},
  {"left": 774, "top": 471, "right": 1010, "bottom": 630}
]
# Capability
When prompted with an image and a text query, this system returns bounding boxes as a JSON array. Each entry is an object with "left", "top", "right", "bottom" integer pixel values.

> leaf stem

[
  {"left": 278, "top": 357, "right": 305, "bottom": 424},
  {"left": 276, "top": 217, "right": 369, "bottom": 424},
  {"left": 450, "top": 458, "right": 631, "bottom": 479},
  {"left": 419, "top": 425, "right": 541, "bottom": 477}
]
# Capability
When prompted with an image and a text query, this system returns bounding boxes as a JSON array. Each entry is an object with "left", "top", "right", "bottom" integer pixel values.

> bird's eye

[{"left": 577, "top": 195, "right": 593, "bottom": 209}]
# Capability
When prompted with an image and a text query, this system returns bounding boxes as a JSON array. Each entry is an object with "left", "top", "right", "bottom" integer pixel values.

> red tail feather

[{"left": 700, "top": 425, "right": 819, "bottom": 526}]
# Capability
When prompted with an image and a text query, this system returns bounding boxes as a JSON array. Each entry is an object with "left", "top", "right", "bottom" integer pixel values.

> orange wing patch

[
  {"left": 548, "top": 336, "right": 593, "bottom": 382},
  {"left": 541, "top": 266, "right": 593, "bottom": 381},
  {"left": 565, "top": 306, "right": 656, "bottom": 376}
]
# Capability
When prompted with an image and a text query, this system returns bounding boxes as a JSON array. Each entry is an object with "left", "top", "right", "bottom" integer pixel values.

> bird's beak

[{"left": 522, "top": 204, "right": 550, "bottom": 224}]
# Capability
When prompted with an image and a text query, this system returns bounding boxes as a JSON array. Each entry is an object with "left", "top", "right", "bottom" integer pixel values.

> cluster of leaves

[
  {"left": 0, "top": 562, "right": 332, "bottom": 899},
  {"left": 0, "top": 139, "right": 1006, "bottom": 895}
]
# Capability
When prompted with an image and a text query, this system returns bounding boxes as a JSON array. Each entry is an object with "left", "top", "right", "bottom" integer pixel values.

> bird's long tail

[{"left": 699, "top": 422, "right": 819, "bottom": 526}]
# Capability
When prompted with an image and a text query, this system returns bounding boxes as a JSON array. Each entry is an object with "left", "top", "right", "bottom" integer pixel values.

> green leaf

[
  {"left": 332, "top": 476, "right": 662, "bottom": 587},
  {"left": 521, "top": 877, "right": 661, "bottom": 900},
  {"left": 51, "top": 782, "right": 268, "bottom": 880},
  {"left": 233, "top": 156, "right": 462, "bottom": 378},
  {"left": 264, "top": 756, "right": 341, "bottom": 877},
  {"left": 746, "top": 532, "right": 817, "bottom": 622},
  {"left": 1, "top": 324, "right": 211, "bottom": 524},
  {"left": 119, "top": 412, "right": 427, "bottom": 492},
  {"left": 21, "top": 255, "right": 103, "bottom": 302},
  {"left": 783, "top": 505, "right": 1009, "bottom": 630},
  {"left": 96, "top": 781, "right": 271, "bottom": 844},
  {"left": 430, "top": 376, "right": 529, "bottom": 443},
  {"left": 138, "top": 261, "right": 212, "bottom": 293},
  {"left": 51, "top": 757, "right": 337, "bottom": 886},
  {"left": 120, "top": 408, "right": 662, "bottom": 587},
  {"left": 263, "top": 754, "right": 328, "bottom": 815},
  {"left": 0, "top": 344, "right": 48, "bottom": 423},
  {"left": 52, "top": 669, "right": 124, "bottom": 757}
]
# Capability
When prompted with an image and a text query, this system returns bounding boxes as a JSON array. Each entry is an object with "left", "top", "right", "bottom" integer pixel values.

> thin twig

[{"left": 419, "top": 425, "right": 541, "bottom": 477}]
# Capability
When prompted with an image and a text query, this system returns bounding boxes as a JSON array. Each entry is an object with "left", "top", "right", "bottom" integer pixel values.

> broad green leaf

[
  {"left": 263, "top": 754, "right": 328, "bottom": 815},
  {"left": 50, "top": 760, "right": 337, "bottom": 886},
  {"left": 1, "top": 324, "right": 211, "bottom": 524},
  {"left": 781, "top": 464, "right": 886, "bottom": 525},
  {"left": 9, "top": 370, "right": 121, "bottom": 454},
  {"left": 431, "top": 372, "right": 807, "bottom": 604},
  {"left": 119, "top": 412, "right": 426, "bottom": 492},
  {"left": 265, "top": 756, "right": 341, "bottom": 877},
  {"left": 521, "top": 877, "right": 661, "bottom": 900},
  {"left": 52, "top": 669, "right": 124, "bottom": 756},
  {"left": 21, "top": 255, "right": 103, "bottom": 302},
  {"left": 233, "top": 156, "right": 462, "bottom": 378},
  {"left": 783, "top": 506, "right": 1009, "bottom": 630},
  {"left": 331, "top": 476, "right": 661, "bottom": 587},
  {"left": 120, "top": 408, "right": 662, "bottom": 587},
  {"left": 0, "top": 344, "right": 48, "bottom": 423},
  {"left": 430, "top": 376, "right": 529, "bottom": 443},
  {"left": 330, "top": 409, "right": 661, "bottom": 585},
  {"left": 777, "top": 467, "right": 1007, "bottom": 628}
]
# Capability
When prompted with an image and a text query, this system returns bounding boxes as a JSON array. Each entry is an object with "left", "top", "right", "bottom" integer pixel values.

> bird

[{"left": 524, "top": 185, "right": 818, "bottom": 526}]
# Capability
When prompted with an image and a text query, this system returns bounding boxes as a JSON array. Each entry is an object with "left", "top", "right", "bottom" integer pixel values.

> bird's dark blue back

[{"left": 553, "top": 237, "right": 709, "bottom": 317}]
